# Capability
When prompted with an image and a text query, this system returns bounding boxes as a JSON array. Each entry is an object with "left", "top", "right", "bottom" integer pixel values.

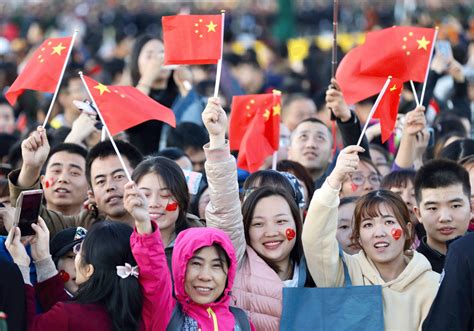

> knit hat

[{"left": 50, "top": 227, "right": 87, "bottom": 264}]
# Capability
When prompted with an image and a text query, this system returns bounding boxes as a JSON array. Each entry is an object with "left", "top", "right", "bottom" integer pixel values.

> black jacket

[
  {"left": 416, "top": 236, "right": 445, "bottom": 273},
  {"left": 0, "top": 259, "right": 26, "bottom": 331},
  {"left": 422, "top": 233, "right": 474, "bottom": 331}
]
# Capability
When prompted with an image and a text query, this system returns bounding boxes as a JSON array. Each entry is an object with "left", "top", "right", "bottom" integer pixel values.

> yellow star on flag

[
  {"left": 390, "top": 84, "right": 397, "bottom": 92},
  {"left": 51, "top": 43, "right": 67, "bottom": 56},
  {"left": 273, "top": 103, "right": 281, "bottom": 116},
  {"left": 416, "top": 36, "right": 430, "bottom": 51},
  {"left": 94, "top": 83, "right": 111, "bottom": 96},
  {"left": 263, "top": 109, "right": 270, "bottom": 121},
  {"left": 206, "top": 21, "right": 217, "bottom": 32}
]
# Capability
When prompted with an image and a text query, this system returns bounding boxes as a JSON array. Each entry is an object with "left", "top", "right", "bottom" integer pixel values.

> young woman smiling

[
  {"left": 302, "top": 145, "right": 440, "bottom": 330},
  {"left": 202, "top": 98, "right": 314, "bottom": 331}
]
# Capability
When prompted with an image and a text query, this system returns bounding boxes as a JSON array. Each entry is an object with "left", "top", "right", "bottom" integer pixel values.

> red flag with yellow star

[
  {"left": 5, "top": 36, "right": 73, "bottom": 105},
  {"left": 372, "top": 77, "right": 404, "bottom": 143},
  {"left": 360, "top": 26, "right": 436, "bottom": 82},
  {"left": 237, "top": 107, "right": 276, "bottom": 173},
  {"left": 229, "top": 93, "right": 280, "bottom": 151},
  {"left": 162, "top": 14, "right": 222, "bottom": 65},
  {"left": 82, "top": 76, "right": 176, "bottom": 136}
]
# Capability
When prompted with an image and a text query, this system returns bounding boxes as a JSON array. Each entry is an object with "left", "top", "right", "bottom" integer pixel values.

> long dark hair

[
  {"left": 74, "top": 221, "right": 142, "bottom": 330},
  {"left": 132, "top": 156, "right": 191, "bottom": 234},
  {"left": 130, "top": 34, "right": 155, "bottom": 86},
  {"left": 241, "top": 187, "right": 304, "bottom": 274}
]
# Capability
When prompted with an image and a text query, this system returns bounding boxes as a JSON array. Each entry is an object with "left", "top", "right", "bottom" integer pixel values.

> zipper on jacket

[{"left": 207, "top": 307, "right": 218, "bottom": 331}]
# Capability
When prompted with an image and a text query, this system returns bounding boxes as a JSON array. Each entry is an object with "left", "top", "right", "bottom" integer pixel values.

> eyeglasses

[
  {"left": 350, "top": 173, "right": 382, "bottom": 186},
  {"left": 72, "top": 242, "right": 82, "bottom": 255}
]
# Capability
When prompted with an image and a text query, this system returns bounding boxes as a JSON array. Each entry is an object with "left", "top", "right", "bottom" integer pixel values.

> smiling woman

[{"left": 302, "top": 145, "right": 440, "bottom": 330}]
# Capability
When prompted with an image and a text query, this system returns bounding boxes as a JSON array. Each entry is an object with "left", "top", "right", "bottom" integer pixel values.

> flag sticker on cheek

[
  {"left": 351, "top": 183, "right": 358, "bottom": 192},
  {"left": 165, "top": 201, "right": 178, "bottom": 212},
  {"left": 44, "top": 180, "right": 50, "bottom": 188},
  {"left": 391, "top": 228, "right": 402, "bottom": 240},
  {"left": 285, "top": 228, "right": 296, "bottom": 241}
]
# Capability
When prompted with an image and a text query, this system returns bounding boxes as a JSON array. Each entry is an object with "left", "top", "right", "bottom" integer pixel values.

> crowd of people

[{"left": 0, "top": 1, "right": 474, "bottom": 330}]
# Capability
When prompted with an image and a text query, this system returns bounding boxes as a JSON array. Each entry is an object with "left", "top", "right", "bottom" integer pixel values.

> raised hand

[
  {"left": 30, "top": 217, "right": 51, "bottom": 262},
  {"left": 327, "top": 145, "right": 365, "bottom": 189},
  {"left": 123, "top": 181, "right": 152, "bottom": 235},
  {"left": 402, "top": 106, "right": 426, "bottom": 136},
  {"left": 21, "top": 126, "right": 50, "bottom": 169},
  {"left": 18, "top": 126, "right": 50, "bottom": 187},
  {"left": 325, "top": 79, "right": 351, "bottom": 122},
  {"left": 173, "top": 66, "right": 193, "bottom": 96},
  {"left": 65, "top": 112, "right": 100, "bottom": 146},
  {"left": 5, "top": 227, "right": 30, "bottom": 267},
  {"left": 202, "top": 97, "right": 227, "bottom": 148}
]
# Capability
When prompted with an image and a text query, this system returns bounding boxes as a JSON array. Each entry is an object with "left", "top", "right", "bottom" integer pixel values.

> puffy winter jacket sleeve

[
  {"left": 131, "top": 221, "right": 174, "bottom": 331},
  {"left": 204, "top": 141, "right": 247, "bottom": 265},
  {"left": 302, "top": 180, "right": 347, "bottom": 287}
]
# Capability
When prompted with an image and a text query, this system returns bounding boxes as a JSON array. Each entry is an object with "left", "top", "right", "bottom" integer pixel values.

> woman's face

[
  {"left": 248, "top": 195, "right": 296, "bottom": 266},
  {"left": 138, "top": 172, "right": 179, "bottom": 232},
  {"left": 185, "top": 246, "right": 228, "bottom": 305},
  {"left": 341, "top": 161, "right": 381, "bottom": 197},
  {"left": 337, "top": 202, "right": 360, "bottom": 255},
  {"left": 138, "top": 39, "right": 171, "bottom": 82},
  {"left": 58, "top": 251, "right": 78, "bottom": 293},
  {"left": 358, "top": 203, "right": 410, "bottom": 266}
]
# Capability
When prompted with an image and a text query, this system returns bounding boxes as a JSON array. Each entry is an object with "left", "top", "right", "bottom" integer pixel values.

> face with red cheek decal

[
  {"left": 391, "top": 228, "right": 402, "bottom": 240},
  {"left": 285, "top": 228, "right": 296, "bottom": 241}
]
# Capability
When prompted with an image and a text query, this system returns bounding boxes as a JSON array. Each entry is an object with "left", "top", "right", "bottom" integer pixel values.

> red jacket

[{"left": 25, "top": 223, "right": 172, "bottom": 331}]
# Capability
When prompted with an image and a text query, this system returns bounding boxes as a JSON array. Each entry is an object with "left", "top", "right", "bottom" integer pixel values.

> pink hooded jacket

[{"left": 172, "top": 227, "right": 254, "bottom": 331}]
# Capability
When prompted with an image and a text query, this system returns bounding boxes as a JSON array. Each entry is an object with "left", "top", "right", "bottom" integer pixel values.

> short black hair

[
  {"left": 166, "top": 122, "right": 209, "bottom": 152},
  {"left": 86, "top": 141, "right": 143, "bottom": 185},
  {"left": 439, "top": 139, "right": 474, "bottom": 162},
  {"left": 381, "top": 169, "right": 416, "bottom": 190},
  {"left": 414, "top": 159, "right": 471, "bottom": 203},
  {"left": 45, "top": 143, "right": 88, "bottom": 170}
]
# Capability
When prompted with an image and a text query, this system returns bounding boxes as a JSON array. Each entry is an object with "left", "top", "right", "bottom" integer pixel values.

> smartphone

[
  {"left": 435, "top": 40, "right": 453, "bottom": 60},
  {"left": 73, "top": 100, "right": 103, "bottom": 130},
  {"left": 14, "top": 189, "right": 43, "bottom": 236}
]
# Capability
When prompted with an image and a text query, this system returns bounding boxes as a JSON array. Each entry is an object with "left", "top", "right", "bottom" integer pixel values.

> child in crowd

[
  {"left": 302, "top": 145, "right": 439, "bottom": 330},
  {"left": 336, "top": 197, "right": 360, "bottom": 255}
]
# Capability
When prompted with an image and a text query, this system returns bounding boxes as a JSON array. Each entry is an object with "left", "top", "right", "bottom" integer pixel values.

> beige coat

[{"left": 302, "top": 181, "right": 440, "bottom": 331}]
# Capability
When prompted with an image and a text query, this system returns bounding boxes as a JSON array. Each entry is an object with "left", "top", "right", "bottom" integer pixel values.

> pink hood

[{"left": 172, "top": 227, "right": 238, "bottom": 331}]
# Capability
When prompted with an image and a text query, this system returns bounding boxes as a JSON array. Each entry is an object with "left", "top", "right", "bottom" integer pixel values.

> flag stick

[
  {"left": 331, "top": 0, "right": 339, "bottom": 79},
  {"left": 419, "top": 27, "right": 439, "bottom": 106},
  {"left": 78, "top": 72, "right": 132, "bottom": 182},
  {"left": 101, "top": 126, "right": 106, "bottom": 142},
  {"left": 357, "top": 76, "right": 392, "bottom": 146},
  {"left": 213, "top": 11, "right": 225, "bottom": 98},
  {"left": 42, "top": 30, "right": 78, "bottom": 127},
  {"left": 410, "top": 80, "right": 420, "bottom": 107},
  {"left": 272, "top": 151, "right": 278, "bottom": 170}
]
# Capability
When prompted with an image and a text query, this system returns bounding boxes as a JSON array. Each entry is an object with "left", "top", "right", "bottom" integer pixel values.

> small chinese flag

[
  {"left": 373, "top": 77, "right": 404, "bottom": 143},
  {"left": 5, "top": 36, "right": 73, "bottom": 105},
  {"left": 229, "top": 93, "right": 280, "bottom": 151},
  {"left": 82, "top": 76, "right": 176, "bottom": 136},
  {"left": 335, "top": 46, "right": 388, "bottom": 105},
  {"left": 162, "top": 15, "right": 222, "bottom": 65},
  {"left": 360, "top": 26, "right": 436, "bottom": 82},
  {"left": 237, "top": 108, "right": 276, "bottom": 173}
]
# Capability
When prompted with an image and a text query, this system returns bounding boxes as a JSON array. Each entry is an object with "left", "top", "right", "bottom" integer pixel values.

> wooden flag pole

[
  {"left": 42, "top": 30, "right": 78, "bottom": 127},
  {"left": 78, "top": 72, "right": 132, "bottom": 182},
  {"left": 419, "top": 27, "right": 439, "bottom": 106},
  {"left": 357, "top": 76, "right": 392, "bottom": 146},
  {"left": 213, "top": 10, "right": 225, "bottom": 98}
]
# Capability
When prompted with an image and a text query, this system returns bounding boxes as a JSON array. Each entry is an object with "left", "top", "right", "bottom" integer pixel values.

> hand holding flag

[{"left": 202, "top": 97, "right": 227, "bottom": 149}]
